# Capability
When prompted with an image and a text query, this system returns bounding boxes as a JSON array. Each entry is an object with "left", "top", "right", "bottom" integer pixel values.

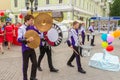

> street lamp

[
  {"left": 107, "top": 0, "right": 112, "bottom": 34},
  {"left": 25, "top": 0, "right": 38, "bottom": 14}
]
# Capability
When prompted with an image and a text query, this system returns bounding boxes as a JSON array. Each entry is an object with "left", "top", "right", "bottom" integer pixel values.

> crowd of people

[{"left": 0, "top": 21, "right": 21, "bottom": 54}]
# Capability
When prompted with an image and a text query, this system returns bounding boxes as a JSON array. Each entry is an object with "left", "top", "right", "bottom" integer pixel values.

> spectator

[
  {"left": 13, "top": 22, "right": 21, "bottom": 46},
  {"left": 4, "top": 22, "right": 15, "bottom": 49},
  {"left": 0, "top": 22, "right": 4, "bottom": 54}
]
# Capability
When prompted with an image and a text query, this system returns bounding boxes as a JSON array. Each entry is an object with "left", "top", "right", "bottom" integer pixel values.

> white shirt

[
  {"left": 80, "top": 26, "right": 85, "bottom": 33},
  {"left": 88, "top": 26, "right": 94, "bottom": 32},
  {"left": 68, "top": 28, "right": 79, "bottom": 46},
  {"left": 17, "top": 24, "right": 27, "bottom": 40}
]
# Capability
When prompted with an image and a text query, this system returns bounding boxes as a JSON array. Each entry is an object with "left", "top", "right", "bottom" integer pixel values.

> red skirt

[
  {"left": 6, "top": 34, "right": 13, "bottom": 42},
  {"left": 0, "top": 36, "right": 4, "bottom": 43}
]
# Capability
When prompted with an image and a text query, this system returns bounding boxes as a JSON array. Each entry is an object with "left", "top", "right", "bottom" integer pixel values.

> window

[
  {"left": 14, "top": 0, "right": 18, "bottom": 7},
  {"left": 74, "top": 0, "right": 76, "bottom": 5},
  {"left": 15, "top": 15, "right": 18, "bottom": 23},
  {"left": 59, "top": 0, "right": 62, "bottom": 3},
  {"left": 87, "top": 2, "right": 88, "bottom": 10},
  {"left": 46, "top": 0, "right": 49, "bottom": 4},
  {"left": 80, "top": 0, "right": 83, "bottom": 8}
]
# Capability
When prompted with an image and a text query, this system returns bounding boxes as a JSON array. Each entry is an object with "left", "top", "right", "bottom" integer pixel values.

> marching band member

[
  {"left": 80, "top": 23, "right": 86, "bottom": 45},
  {"left": 67, "top": 21, "right": 86, "bottom": 74},
  {"left": 88, "top": 22, "right": 95, "bottom": 46},
  {"left": 79, "top": 23, "right": 86, "bottom": 57},
  {"left": 18, "top": 15, "right": 38, "bottom": 80},
  {"left": 37, "top": 32, "right": 59, "bottom": 72}
]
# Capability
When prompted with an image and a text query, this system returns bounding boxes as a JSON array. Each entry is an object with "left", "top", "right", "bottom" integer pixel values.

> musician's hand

[
  {"left": 27, "top": 37, "right": 34, "bottom": 42},
  {"left": 80, "top": 42, "right": 83, "bottom": 45},
  {"left": 70, "top": 45, "right": 73, "bottom": 48}
]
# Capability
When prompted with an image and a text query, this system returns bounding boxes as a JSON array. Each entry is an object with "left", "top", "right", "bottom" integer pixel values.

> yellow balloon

[{"left": 101, "top": 42, "right": 108, "bottom": 48}]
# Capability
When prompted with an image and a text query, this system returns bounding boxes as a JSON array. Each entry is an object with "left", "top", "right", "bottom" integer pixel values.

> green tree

[{"left": 110, "top": 0, "right": 120, "bottom": 24}]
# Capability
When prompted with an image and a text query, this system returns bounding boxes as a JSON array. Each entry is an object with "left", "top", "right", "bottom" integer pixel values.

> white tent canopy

[
  {"left": 20, "top": 4, "right": 94, "bottom": 16},
  {"left": 61, "top": 20, "right": 85, "bottom": 24}
]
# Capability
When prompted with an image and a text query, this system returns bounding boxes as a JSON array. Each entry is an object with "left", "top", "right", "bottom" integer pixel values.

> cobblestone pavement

[{"left": 0, "top": 34, "right": 120, "bottom": 80}]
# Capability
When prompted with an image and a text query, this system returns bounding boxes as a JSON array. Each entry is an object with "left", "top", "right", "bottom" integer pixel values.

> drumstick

[{"left": 69, "top": 47, "right": 80, "bottom": 55}]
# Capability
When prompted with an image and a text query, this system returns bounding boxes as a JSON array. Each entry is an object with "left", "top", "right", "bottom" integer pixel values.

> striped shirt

[
  {"left": 67, "top": 28, "right": 79, "bottom": 47},
  {"left": 88, "top": 26, "right": 94, "bottom": 33}
]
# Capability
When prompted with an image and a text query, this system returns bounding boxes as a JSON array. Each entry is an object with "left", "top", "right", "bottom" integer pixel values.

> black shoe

[
  {"left": 38, "top": 67, "right": 42, "bottom": 71},
  {"left": 50, "top": 68, "right": 59, "bottom": 72},
  {"left": 91, "top": 44, "right": 95, "bottom": 46},
  {"left": 78, "top": 69, "right": 86, "bottom": 74},
  {"left": 2, "top": 52, "right": 4, "bottom": 54},
  {"left": 30, "top": 77, "right": 38, "bottom": 80},
  {"left": 67, "top": 63, "right": 74, "bottom": 67}
]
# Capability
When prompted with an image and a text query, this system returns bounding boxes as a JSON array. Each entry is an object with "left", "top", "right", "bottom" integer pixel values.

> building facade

[
  {"left": 0, "top": 0, "right": 11, "bottom": 10},
  {"left": 0, "top": 0, "right": 110, "bottom": 24}
]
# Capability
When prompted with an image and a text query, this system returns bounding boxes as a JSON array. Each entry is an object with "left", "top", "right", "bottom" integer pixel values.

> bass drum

[{"left": 45, "top": 23, "right": 63, "bottom": 46}]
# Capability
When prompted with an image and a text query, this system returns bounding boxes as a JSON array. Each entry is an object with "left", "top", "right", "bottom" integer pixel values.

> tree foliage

[
  {"left": 110, "top": 0, "right": 120, "bottom": 16},
  {"left": 110, "top": 0, "right": 120, "bottom": 25}
]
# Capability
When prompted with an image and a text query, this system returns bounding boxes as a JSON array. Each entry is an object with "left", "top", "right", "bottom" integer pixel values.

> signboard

[{"left": 90, "top": 17, "right": 120, "bottom": 20}]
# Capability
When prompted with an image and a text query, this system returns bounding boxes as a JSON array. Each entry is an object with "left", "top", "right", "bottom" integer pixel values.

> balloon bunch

[
  {"left": 0, "top": 12, "right": 5, "bottom": 16},
  {"left": 101, "top": 33, "right": 114, "bottom": 52}
]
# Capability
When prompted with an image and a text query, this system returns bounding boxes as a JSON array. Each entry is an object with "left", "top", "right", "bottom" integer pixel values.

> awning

[
  {"left": 20, "top": 4, "right": 94, "bottom": 16},
  {"left": 61, "top": 20, "right": 73, "bottom": 23},
  {"left": 61, "top": 20, "right": 85, "bottom": 24}
]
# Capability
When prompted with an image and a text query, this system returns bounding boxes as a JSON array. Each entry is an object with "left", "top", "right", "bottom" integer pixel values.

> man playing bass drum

[{"left": 37, "top": 32, "right": 59, "bottom": 72}]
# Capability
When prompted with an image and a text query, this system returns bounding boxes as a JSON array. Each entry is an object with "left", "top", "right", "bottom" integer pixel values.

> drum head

[
  {"left": 46, "top": 24, "right": 63, "bottom": 46},
  {"left": 47, "top": 28, "right": 58, "bottom": 42}
]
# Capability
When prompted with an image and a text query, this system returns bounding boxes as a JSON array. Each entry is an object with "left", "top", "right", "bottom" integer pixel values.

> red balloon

[
  {"left": 106, "top": 45, "right": 114, "bottom": 52},
  {"left": 0, "top": 12, "right": 4, "bottom": 16},
  {"left": 19, "top": 14, "right": 23, "bottom": 19}
]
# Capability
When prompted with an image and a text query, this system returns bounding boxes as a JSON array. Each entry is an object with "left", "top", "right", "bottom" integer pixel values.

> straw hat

[
  {"left": 34, "top": 13, "right": 53, "bottom": 32},
  {"left": 25, "top": 30, "right": 40, "bottom": 49}
]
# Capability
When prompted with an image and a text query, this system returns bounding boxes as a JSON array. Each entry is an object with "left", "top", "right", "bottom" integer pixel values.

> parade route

[{"left": 0, "top": 35, "right": 120, "bottom": 80}]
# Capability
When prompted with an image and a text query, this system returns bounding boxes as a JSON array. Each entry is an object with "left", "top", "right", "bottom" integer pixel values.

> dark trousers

[
  {"left": 67, "top": 46, "right": 82, "bottom": 70},
  {"left": 80, "top": 47, "right": 83, "bottom": 56},
  {"left": 38, "top": 46, "right": 54, "bottom": 69},
  {"left": 87, "top": 35, "right": 89, "bottom": 41},
  {"left": 82, "top": 36, "right": 85, "bottom": 45},
  {"left": 22, "top": 49, "right": 37, "bottom": 80},
  {"left": 91, "top": 35, "right": 95, "bottom": 45}
]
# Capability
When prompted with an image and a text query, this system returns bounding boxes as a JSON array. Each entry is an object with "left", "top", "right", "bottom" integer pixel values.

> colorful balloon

[
  {"left": 106, "top": 45, "right": 114, "bottom": 52},
  {"left": 108, "top": 42, "right": 112, "bottom": 45},
  {"left": 0, "top": 12, "right": 5, "bottom": 16},
  {"left": 107, "top": 35, "right": 114, "bottom": 43},
  {"left": 19, "top": 14, "right": 23, "bottom": 19},
  {"left": 6, "top": 18, "right": 11, "bottom": 22},
  {"left": 101, "top": 42, "right": 108, "bottom": 48},
  {"left": 113, "top": 30, "right": 120, "bottom": 38},
  {"left": 101, "top": 33, "right": 107, "bottom": 41}
]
